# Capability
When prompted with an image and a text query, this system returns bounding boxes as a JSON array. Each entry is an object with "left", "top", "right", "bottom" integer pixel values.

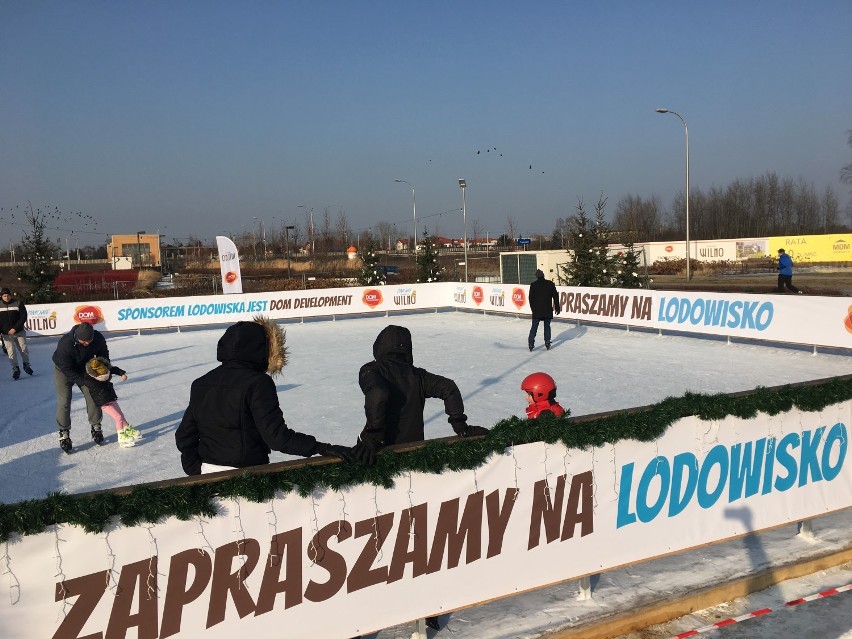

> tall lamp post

[
  {"left": 393, "top": 179, "right": 417, "bottom": 255},
  {"left": 458, "top": 179, "right": 468, "bottom": 282},
  {"left": 656, "top": 107, "right": 690, "bottom": 281},
  {"left": 285, "top": 225, "right": 295, "bottom": 278}
]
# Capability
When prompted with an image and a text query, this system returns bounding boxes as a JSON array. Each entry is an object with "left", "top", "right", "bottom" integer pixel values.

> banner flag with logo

[{"left": 216, "top": 235, "right": 243, "bottom": 294}]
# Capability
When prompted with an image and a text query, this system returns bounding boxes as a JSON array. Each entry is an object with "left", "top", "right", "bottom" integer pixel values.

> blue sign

[{"left": 517, "top": 238, "right": 531, "bottom": 246}]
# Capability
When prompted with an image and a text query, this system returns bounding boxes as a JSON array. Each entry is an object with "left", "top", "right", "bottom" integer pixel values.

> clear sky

[{"left": 1, "top": 1, "right": 850, "bottom": 249}]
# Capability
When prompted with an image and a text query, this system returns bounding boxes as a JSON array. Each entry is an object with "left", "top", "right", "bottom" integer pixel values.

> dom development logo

[
  {"left": 362, "top": 289, "right": 383, "bottom": 309},
  {"left": 845, "top": 305, "right": 852, "bottom": 334},
  {"left": 512, "top": 288, "right": 526, "bottom": 309},
  {"left": 225, "top": 271, "right": 239, "bottom": 284},
  {"left": 472, "top": 286, "right": 484, "bottom": 306},
  {"left": 74, "top": 305, "right": 104, "bottom": 326}
]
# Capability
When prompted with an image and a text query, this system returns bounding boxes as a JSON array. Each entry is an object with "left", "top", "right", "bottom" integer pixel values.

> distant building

[{"left": 107, "top": 234, "right": 162, "bottom": 268}]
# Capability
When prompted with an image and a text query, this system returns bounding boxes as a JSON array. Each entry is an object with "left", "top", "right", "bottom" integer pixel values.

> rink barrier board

[{"left": 20, "top": 281, "right": 852, "bottom": 350}]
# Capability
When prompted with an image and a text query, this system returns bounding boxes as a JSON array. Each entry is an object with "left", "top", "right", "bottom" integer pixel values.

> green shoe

[
  {"left": 117, "top": 429, "right": 136, "bottom": 448},
  {"left": 123, "top": 425, "right": 142, "bottom": 441}
]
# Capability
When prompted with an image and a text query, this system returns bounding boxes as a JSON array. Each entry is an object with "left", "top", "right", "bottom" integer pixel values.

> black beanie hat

[{"left": 76, "top": 322, "right": 95, "bottom": 342}]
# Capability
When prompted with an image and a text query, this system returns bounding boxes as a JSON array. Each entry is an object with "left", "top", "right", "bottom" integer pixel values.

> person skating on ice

[
  {"left": 82, "top": 357, "right": 141, "bottom": 447},
  {"left": 0, "top": 287, "right": 33, "bottom": 380}
]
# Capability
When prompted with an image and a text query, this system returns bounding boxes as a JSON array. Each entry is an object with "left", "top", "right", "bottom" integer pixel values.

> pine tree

[
  {"left": 559, "top": 195, "right": 613, "bottom": 287},
  {"left": 356, "top": 241, "right": 386, "bottom": 285},
  {"left": 611, "top": 240, "right": 650, "bottom": 288},
  {"left": 416, "top": 230, "right": 444, "bottom": 282},
  {"left": 17, "top": 204, "right": 60, "bottom": 303}
]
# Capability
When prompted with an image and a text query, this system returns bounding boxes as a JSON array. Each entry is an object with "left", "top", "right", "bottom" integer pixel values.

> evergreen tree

[
  {"left": 610, "top": 240, "right": 650, "bottom": 288},
  {"left": 356, "top": 241, "right": 386, "bottom": 285},
  {"left": 416, "top": 230, "right": 444, "bottom": 282},
  {"left": 559, "top": 195, "right": 612, "bottom": 287},
  {"left": 17, "top": 203, "right": 60, "bottom": 303}
]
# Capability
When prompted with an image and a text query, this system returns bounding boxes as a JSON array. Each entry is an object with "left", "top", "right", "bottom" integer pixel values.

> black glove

[
  {"left": 316, "top": 442, "right": 355, "bottom": 463},
  {"left": 352, "top": 438, "right": 380, "bottom": 466},
  {"left": 458, "top": 425, "right": 490, "bottom": 438}
]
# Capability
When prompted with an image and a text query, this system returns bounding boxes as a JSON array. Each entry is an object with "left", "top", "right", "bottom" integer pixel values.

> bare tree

[{"left": 505, "top": 216, "right": 519, "bottom": 242}]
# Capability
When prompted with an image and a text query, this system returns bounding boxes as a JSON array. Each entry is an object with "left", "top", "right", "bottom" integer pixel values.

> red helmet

[{"left": 521, "top": 372, "right": 557, "bottom": 402}]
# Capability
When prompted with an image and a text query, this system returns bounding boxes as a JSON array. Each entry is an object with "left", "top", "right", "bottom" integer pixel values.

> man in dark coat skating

[{"left": 528, "top": 269, "right": 560, "bottom": 351}]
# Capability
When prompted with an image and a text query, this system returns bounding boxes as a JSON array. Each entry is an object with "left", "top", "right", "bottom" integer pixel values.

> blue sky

[{"left": 1, "top": 1, "right": 850, "bottom": 248}]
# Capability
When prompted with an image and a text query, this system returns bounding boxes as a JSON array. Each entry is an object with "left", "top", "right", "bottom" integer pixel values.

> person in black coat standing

[
  {"left": 528, "top": 269, "right": 560, "bottom": 351},
  {"left": 0, "top": 287, "right": 32, "bottom": 380},
  {"left": 51, "top": 321, "right": 111, "bottom": 453},
  {"left": 352, "top": 324, "right": 489, "bottom": 466},
  {"left": 175, "top": 316, "right": 352, "bottom": 475}
]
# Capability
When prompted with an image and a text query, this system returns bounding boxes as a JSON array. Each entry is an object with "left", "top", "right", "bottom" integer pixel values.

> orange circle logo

[
  {"left": 472, "top": 286, "right": 484, "bottom": 305},
  {"left": 225, "top": 271, "right": 238, "bottom": 283},
  {"left": 362, "top": 289, "right": 383, "bottom": 308},
  {"left": 512, "top": 287, "right": 526, "bottom": 309},
  {"left": 74, "top": 305, "right": 104, "bottom": 326},
  {"left": 844, "top": 306, "right": 852, "bottom": 334},
  {"left": 665, "top": 245, "right": 674, "bottom": 253}
]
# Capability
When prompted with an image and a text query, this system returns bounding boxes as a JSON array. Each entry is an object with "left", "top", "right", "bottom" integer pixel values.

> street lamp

[
  {"left": 458, "top": 179, "right": 468, "bottom": 282},
  {"left": 656, "top": 107, "right": 690, "bottom": 281},
  {"left": 285, "top": 225, "right": 295, "bottom": 278},
  {"left": 394, "top": 179, "right": 417, "bottom": 256}
]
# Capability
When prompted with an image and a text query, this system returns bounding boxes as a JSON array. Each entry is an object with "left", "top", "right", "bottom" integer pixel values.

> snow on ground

[{"left": 2, "top": 310, "right": 851, "bottom": 638}]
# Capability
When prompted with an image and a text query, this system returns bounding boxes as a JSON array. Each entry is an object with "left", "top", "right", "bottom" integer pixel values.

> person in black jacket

[
  {"left": 51, "top": 321, "right": 110, "bottom": 453},
  {"left": 82, "top": 356, "right": 141, "bottom": 448},
  {"left": 352, "top": 324, "right": 489, "bottom": 466},
  {"left": 528, "top": 269, "right": 560, "bottom": 351},
  {"left": 0, "top": 287, "right": 32, "bottom": 380},
  {"left": 175, "top": 316, "right": 352, "bottom": 475}
]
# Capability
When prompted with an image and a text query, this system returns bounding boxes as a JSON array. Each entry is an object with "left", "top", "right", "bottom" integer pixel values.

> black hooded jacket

[
  {"left": 175, "top": 320, "right": 320, "bottom": 475},
  {"left": 358, "top": 325, "right": 467, "bottom": 446}
]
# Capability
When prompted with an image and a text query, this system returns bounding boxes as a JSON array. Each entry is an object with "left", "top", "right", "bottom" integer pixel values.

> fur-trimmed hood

[{"left": 216, "top": 315, "right": 288, "bottom": 376}]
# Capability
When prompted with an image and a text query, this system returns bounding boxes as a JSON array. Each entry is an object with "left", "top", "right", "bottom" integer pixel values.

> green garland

[{"left": 2, "top": 375, "right": 850, "bottom": 541}]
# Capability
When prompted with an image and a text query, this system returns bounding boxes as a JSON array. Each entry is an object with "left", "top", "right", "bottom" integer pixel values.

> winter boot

[
  {"left": 23, "top": 363, "right": 33, "bottom": 375},
  {"left": 91, "top": 424, "right": 104, "bottom": 445},
  {"left": 59, "top": 430, "right": 73, "bottom": 454},
  {"left": 12, "top": 366, "right": 20, "bottom": 380}
]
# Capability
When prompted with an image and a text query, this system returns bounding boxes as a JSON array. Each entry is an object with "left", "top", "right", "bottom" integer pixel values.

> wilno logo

[
  {"left": 512, "top": 288, "right": 526, "bottom": 309},
  {"left": 74, "top": 305, "right": 104, "bottom": 326},
  {"left": 845, "top": 306, "right": 852, "bottom": 334},
  {"left": 362, "top": 289, "right": 383, "bottom": 309},
  {"left": 472, "top": 286, "right": 484, "bottom": 305}
]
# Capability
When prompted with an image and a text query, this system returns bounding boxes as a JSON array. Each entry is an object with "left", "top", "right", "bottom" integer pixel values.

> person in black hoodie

[
  {"left": 527, "top": 269, "right": 560, "bottom": 351},
  {"left": 352, "top": 324, "right": 489, "bottom": 466},
  {"left": 175, "top": 316, "right": 352, "bottom": 475},
  {"left": 52, "top": 321, "right": 110, "bottom": 453}
]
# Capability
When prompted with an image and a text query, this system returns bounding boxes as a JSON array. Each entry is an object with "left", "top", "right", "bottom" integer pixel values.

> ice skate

[
  {"left": 23, "top": 363, "right": 33, "bottom": 375},
  {"left": 12, "top": 366, "right": 20, "bottom": 380},
  {"left": 59, "top": 430, "right": 72, "bottom": 454},
  {"left": 91, "top": 424, "right": 104, "bottom": 445},
  {"left": 117, "top": 429, "right": 136, "bottom": 448}
]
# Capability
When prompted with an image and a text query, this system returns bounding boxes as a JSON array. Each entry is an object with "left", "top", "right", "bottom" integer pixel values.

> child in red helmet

[{"left": 521, "top": 372, "right": 566, "bottom": 418}]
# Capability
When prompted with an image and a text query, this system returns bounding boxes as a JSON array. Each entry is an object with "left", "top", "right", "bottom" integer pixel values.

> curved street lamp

[
  {"left": 394, "top": 179, "right": 417, "bottom": 255},
  {"left": 656, "top": 107, "right": 690, "bottom": 281}
]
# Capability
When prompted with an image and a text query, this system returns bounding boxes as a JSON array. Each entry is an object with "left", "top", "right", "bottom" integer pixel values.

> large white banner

[
  {"left": 21, "top": 282, "right": 852, "bottom": 349},
  {"left": 215, "top": 236, "right": 243, "bottom": 294},
  {"left": 1, "top": 402, "right": 849, "bottom": 638}
]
